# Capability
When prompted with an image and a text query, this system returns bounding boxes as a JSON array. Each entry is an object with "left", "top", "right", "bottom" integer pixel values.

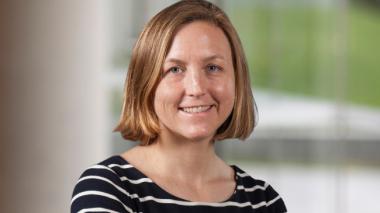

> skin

[
  {"left": 122, "top": 21, "right": 236, "bottom": 202},
  {"left": 156, "top": 21, "right": 235, "bottom": 145}
]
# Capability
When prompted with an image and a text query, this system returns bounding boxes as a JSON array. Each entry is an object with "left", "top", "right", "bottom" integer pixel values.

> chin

[{"left": 181, "top": 129, "right": 215, "bottom": 142}]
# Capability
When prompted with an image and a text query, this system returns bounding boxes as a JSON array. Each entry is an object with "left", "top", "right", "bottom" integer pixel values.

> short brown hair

[{"left": 114, "top": 0, "right": 257, "bottom": 145}]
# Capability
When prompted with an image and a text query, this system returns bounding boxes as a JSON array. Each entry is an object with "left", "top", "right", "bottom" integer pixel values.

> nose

[{"left": 184, "top": 68, "right": 206, "bottom": 97}]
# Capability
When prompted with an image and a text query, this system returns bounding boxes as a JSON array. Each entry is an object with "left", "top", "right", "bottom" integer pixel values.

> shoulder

[
  {"left": 233, "top": 165, "right": 288, "bottom": 213},
  {"left": 71, "top": 155, "right": 137, "bottom": 213}
]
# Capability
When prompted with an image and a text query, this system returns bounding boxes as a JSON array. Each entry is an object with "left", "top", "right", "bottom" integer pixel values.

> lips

[{"left": 179, "top": 105, "right": 213, "bottom": 113}]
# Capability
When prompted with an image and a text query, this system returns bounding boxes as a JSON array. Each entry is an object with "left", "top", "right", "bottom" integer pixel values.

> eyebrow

[{"left": 164, "top": 54, "right": 226, "bottom": 64}]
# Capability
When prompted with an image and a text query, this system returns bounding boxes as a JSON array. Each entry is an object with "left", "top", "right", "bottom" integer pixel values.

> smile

[{"left": 179, "top": 105, "right": 213, "bottom": 113}]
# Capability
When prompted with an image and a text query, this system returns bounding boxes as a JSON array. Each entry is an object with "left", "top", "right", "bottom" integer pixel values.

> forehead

[{"left": 165, "top": 21, "right": 232, "bottom": 61}]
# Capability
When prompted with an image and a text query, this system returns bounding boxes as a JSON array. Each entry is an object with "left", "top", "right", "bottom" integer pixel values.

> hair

[{"left": 114, "top": 0, "right": 257, "bottom": 145}]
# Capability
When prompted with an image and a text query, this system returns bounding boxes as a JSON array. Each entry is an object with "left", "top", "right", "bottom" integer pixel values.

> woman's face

[{"left": 154, "top": 21, "right": 235, "bottom": 142}]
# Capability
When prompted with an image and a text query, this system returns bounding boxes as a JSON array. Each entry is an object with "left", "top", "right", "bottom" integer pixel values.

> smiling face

[{"left": 154, "top": 21, "right": 235, "bottom": 143}]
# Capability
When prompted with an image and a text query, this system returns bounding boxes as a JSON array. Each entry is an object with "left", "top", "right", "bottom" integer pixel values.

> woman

[{"left": 71, "top": 0, "right": 287, "bottom": 212}]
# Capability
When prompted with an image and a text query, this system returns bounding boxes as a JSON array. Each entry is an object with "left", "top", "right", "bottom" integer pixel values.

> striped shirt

[{"left": 71, "top": 155, "right": 287, "bottom": 213}]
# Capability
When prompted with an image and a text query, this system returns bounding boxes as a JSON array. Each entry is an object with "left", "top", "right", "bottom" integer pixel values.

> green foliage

[
  {"left": 229, "top": 4, "right": 380, "bottom": 108},
  {"left": 347, "top": 5, "right": 380, "bottom": 106}
]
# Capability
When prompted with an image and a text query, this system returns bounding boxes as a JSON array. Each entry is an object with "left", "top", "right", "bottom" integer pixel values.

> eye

[
  {"left": 206, "top": 64, "right": 222, "bottom": 72},
  {"left": 168, "top": 66, "right": 182, "bottom": 74}
]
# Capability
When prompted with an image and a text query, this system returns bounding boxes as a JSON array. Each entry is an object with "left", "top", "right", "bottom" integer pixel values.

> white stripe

[
  {"left": 74, "top": 175, "right": 281, "bottom": 210},
  {"left": 251, "top": 200, "right": 267, "bottom": 209},
  {"left": 85, "top": 164, "right": 151, "bottom": 185},
  {"left": 71, "top": 190, "right": 135, "bottom": 213},
  {"left": 120, "top": 176, "right": 153, "bottom": 184},
  {"left": 239, "top": 182, "right": 269, "bottom": 191},
  {"left": 138, "top": 196, "right": 253, "bottom": 207},
  {"left": 136, "top": 195, "right": 279, "bottom": 209},
  {"left": 78, "top": 207, "right": 143, "bottom": 213},
  {"left": 86, "top": 163, "right": 133, "bottom": 173},
  {"left": 236, "top": 183, "right": 268, "bottom": 192},
  {"left": 266, "top": 195, "right": 281, "bottom": 206},
  {"left": 78, "top": 207, "right": 119, "bottom": 213},
  {"left": 74, "top": 176, "right": 140, "bottom": 200},
  {"left": 86, "top": 165, "right": 117, "bottom": 174},
  {"left": 251, "top": 195, "right": 281, "bottom": 209},
  {"left": 108, "top": 164, "right": 134, "bottom": 169},
  {"left": 236, "top": 172, "right": 250, "bottom": 178}
]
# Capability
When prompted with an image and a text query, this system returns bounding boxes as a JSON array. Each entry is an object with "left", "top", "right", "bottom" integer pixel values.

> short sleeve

[
  {"left": 70, "top": 165, "right": 137, "bottom": 213},
  {"left": 265, "top": 183, "right": 287, "bottom": 213}
]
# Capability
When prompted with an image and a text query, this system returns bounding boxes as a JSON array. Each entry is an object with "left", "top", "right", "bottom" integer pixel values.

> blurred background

[{"left": 1, "top": 0, "right": 379, "bottom": 212}]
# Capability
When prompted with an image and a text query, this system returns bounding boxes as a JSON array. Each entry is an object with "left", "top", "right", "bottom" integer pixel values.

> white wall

[{"left": 0, "top": 0, "right": 109, "bottom": 212}]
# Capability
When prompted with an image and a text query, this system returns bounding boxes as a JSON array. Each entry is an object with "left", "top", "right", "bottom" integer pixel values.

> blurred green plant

[
  {"left": 229, "top": 3, "right": 380, "bottom": 108},
  {"left": 351, "top": 0, "right": 380, "bottom": 9}
]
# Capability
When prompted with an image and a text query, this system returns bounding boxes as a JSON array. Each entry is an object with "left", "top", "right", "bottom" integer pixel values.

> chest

[{"left": 151, "top": 176, "right": 237, "bottom": 203}]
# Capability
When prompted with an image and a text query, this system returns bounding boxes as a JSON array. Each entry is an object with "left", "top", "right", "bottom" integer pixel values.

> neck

[{"left": 147, "top": 134, "right": 221, "bottom": 184}]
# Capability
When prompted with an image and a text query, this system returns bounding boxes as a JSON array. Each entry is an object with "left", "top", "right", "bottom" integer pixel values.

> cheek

[
  {"left": 215, "top": 77, "right": 235, "bottom": 106},
  {"left": 153, "top": 84, "right": 167, "bottom": 116},
  {"left": 154, "top": 81, "right": 181, "bottom": 114}
]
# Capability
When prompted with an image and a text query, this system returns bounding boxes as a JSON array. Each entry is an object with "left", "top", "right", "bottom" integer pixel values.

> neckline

[{"left": 115, "top": 155, "right": 239, "bottom": 203}]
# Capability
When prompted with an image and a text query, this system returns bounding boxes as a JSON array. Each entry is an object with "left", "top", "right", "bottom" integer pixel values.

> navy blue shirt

[{"left": 71, "top": 155, "right": 287, "bottom": 213}]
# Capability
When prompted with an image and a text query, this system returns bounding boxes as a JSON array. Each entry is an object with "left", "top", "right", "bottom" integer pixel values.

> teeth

[{"left": 181, "top": 105, "right": 211, "bottom": 113}]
